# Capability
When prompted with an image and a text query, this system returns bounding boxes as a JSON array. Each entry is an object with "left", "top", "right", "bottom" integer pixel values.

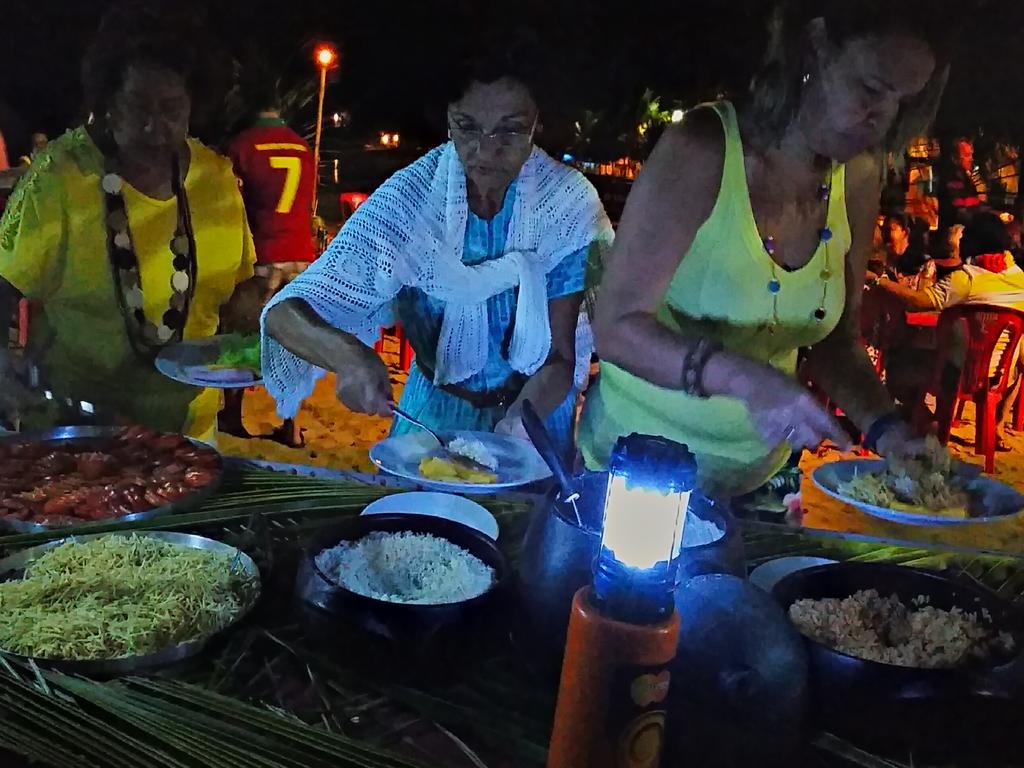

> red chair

[
  {"left": 17, "top": 299, "right": 30, "bottom": 349},
  {"left": 932, "top": 305, "right": 1024, "bottom": 473},
  {"left": 338, "top": 192, "right": 368, "bottom": 225},
  {"left": 374, "top": 324, "right": 413, "bottom": 372}
]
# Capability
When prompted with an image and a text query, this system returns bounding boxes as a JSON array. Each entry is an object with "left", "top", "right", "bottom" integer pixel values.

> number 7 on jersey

[{"left": 269, "top": 156, "right": 303, "bottom": 214}]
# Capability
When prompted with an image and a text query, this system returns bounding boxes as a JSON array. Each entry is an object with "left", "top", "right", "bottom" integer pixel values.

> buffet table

[{"left": 1, "top": 462, "right": 1022, "bottom": 768}]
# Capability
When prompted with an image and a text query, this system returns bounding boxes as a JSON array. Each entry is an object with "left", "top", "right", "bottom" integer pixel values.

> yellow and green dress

[
  {"left": 0, "top": 127, "right": 255, "bottom": 438},
  {"left": 579, "top": 101, "right": 852, "bottom": 495}
]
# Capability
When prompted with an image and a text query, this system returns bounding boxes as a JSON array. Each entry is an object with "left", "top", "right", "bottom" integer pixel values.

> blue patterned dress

[{"left": 393, "top": 182, "right": 587, "bottom": 454}]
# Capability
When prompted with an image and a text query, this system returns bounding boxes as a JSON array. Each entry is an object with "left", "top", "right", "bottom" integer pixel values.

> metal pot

[{"left": 516, "top": 471, "right": 746, "bottom": 667}]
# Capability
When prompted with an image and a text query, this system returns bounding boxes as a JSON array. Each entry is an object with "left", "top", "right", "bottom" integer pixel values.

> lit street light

[{"left": 312, "top": 43, "right": 338, "bottom": 217}]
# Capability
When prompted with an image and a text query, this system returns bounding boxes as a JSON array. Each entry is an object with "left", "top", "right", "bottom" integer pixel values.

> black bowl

[
  {"left": 296, "top": 513, "right": 510, "bottom": 643},
  {"left": 772, "top": 562, "right": 1024, "bottom": 759}
]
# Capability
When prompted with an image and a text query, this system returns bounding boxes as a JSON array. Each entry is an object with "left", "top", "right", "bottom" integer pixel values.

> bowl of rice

[{"left": 297, "top": 513, "right": 510, "bottom": 636}]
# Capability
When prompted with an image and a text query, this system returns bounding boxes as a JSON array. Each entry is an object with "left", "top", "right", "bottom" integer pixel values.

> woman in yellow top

[
  {"left": 0, "top": 1, "right": 256, "bottom": 439},
  {"left": 580, "top": 4, "right": 948, "bottom": 495}
]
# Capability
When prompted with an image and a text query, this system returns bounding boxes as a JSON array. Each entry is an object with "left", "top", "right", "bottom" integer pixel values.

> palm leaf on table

[
  {"left": 0, "top": 657, "right": 431, "bottom": 768},
  {"left": 208, "top": 627, "right": 553, "bottom": 767}
]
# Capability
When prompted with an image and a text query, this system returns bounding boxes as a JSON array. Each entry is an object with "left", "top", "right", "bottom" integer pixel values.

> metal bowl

[
  {"left": 0, "top": 531, "right": 260, "bottom": 676},
  {"left": 0, "top": 426, "right": 223, "bottom": 533}
]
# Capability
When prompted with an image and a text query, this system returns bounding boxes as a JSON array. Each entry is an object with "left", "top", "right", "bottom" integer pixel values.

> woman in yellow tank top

[{"left": 580, "top": 4, "right": 949, "bottom": 495}]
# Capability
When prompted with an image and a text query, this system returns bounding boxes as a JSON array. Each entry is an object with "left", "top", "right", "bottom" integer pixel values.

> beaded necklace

[
  {"left": 101, "top": 154, "right": 197, "bottom": 361},
  {"left": 761, "top": 166, "right": 835, "bottom": 332}
]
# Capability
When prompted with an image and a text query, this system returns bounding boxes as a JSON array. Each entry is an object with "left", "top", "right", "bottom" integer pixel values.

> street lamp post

[{"left": 312, "top": 44, "right": 337, "bottom": 217}]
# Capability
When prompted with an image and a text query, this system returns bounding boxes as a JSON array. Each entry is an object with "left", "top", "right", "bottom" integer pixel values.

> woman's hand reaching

[
  {"left": 332, "top": 346, "right": 393, "bottom": 418},
  {"left": 731, "top": 360, "right": 852, "bottom": 453},
  {"left": 494, "top": 406, "right": 529, "bottom": 441}
]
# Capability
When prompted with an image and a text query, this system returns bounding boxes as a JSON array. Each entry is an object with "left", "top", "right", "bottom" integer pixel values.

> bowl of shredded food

[
  {"left": 0, "top": 532, "right": 260, "bottom": 674},
  {"left": 298, "top": 513, "right": 509, "bottom": 638},
  {"left": 772, "top": 562, "right": 1024, "bottom": 756},
  {"left": 773, "top": 562, "right": 1023, "bottom": 681},
  {"left": 774, "top": 561, "right": 1024, "bottom": 768}
]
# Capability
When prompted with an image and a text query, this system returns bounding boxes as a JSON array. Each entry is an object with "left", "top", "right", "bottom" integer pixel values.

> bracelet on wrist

[{"left": 680, "top": 337, "right": 723, "bottom": 399}]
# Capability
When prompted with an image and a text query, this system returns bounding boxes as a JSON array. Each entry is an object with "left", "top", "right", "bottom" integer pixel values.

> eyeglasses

[{"left": 448, "top": 115, "right": 537, "bottom": 150}]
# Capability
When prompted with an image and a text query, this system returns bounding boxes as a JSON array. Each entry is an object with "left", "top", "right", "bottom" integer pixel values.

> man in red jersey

[{"left": 227, "top": 93, "right": 316, "bottom": 301}]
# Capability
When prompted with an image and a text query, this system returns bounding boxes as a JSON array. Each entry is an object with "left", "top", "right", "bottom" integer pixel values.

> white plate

[
  {"left": 370, "top": 430, "right": 551, "bottom": 494},
  {"left": 361, "top": 492, "right": 499, "bottom": 540},
  {"left": 812, "top": 458, "right": 1024, "bottom": 526},
  {"left": 749, "top": 556, "right": 836, "bottom": 593},
  {"left": 155, "top": 337, "right": 263, "bottom": 389}
]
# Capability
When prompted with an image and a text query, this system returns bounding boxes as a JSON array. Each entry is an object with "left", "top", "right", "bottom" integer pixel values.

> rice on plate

[{"left": 316, "top": 531, "right": 495, "bottom": 605}]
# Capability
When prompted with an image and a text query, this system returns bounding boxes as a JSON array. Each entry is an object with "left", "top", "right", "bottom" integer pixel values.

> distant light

[
  {"left": 340, "top": 192, "right": 368, "bottom": 211},
  {"left": 392, "top": 133, "right": 400, "bottom": 147},
  {"left": 1000, "top": 212, "right": 1014, "bottom": 223},
  {"left": 671, "top": 109, "right": 684, "bottom": 123},
  {"left": 562, "top": 153, "right": 574, "bottom": 163},
  {"left": 331, "top": 112, "right": 342, "bottom": 127},
  {"left": 380, "top": 133, "right": 391, "bottom": 146},
  {"left": 315, "top": 45, "right": 337, "bottom": 68}
]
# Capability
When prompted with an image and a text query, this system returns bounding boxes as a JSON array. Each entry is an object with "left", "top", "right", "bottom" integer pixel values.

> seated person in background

[
  {"left": 874, "top": 212, "right": 1023, "bottom": 446},
  {"left": 914, "top": 223, "right": 964, "bottom": 289},
  {"left": 882, "top": 213, "right": 929, "bottom": 277}
]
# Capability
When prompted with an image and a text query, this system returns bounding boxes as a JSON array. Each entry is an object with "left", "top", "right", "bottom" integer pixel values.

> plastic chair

[
  {"left": 374, "top": 324, "right": 413, "bottom": 372},
  {"left": 17, "top": 299, "right": 29, "bottom": 348},
  {"left": 932, "top": 305, "right": 1024, "bottom": 473}
]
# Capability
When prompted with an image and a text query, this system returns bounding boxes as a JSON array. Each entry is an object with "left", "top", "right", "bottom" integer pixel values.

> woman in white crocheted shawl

[{"left": 262, "top": 40, "right": 613, "bottom": 456}]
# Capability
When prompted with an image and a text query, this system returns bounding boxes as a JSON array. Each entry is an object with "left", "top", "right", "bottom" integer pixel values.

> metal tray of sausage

[
  {"left": 0, "top": 426, "right": 222, "bottom": 533},
  {"left": 0, "top": 530, "right": 261, "bottom": 676}
]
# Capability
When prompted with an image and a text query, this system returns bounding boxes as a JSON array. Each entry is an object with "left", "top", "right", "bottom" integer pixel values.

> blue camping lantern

[
  {"left": 593, "top": 433, "right": 697, "bottom": 624},
  {"left": 548, "top": 433, "right": 695, "bottom": 767}
]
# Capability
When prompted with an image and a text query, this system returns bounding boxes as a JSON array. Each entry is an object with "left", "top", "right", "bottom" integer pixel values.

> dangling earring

[{"left": 802, "top": 72, "right": 811, "bottom": 85}]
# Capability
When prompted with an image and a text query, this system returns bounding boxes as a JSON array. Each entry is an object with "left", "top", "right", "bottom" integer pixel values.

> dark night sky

[{"left": 2, "top": 0, "right": 1023, "bottom": 157}]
